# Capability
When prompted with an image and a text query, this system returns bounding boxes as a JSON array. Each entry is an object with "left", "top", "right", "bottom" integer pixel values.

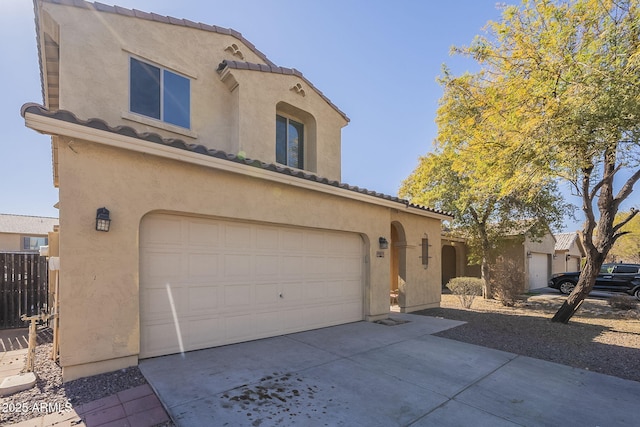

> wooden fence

[{"left": 0, "top": 252, "right": 49, "bottom": 329}]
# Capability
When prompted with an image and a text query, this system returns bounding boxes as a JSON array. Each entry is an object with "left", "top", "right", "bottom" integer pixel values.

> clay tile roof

[
  {"left": 22, "top": 104, "right": 451, "bottom": 218},
  {"left": 36, "top": 0, "right": 277, "bottom": 67},
  {"left": 218, "top": 60, "right": 349, "bottom": 123}
]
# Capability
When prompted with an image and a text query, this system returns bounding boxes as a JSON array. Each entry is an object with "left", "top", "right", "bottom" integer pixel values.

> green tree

[
  {"left": 400, "top": 138, "right": 565, "bottom": 298},
  {"left": 438, "top": 0, "right": 640, "bottom": 322},
  {"left": 607, "top": 210, "right": 640, "bottom": 262}
]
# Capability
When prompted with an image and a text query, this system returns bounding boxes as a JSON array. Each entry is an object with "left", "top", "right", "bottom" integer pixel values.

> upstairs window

[
  {"left": 130, "top": 57, "right": 190, "bottom": 129},
  {"left": 276, "top": 114, "right": 304, "bottom": 169}
]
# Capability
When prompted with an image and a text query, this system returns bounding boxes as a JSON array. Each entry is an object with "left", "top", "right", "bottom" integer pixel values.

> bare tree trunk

[
  {"left": 480, "top": 234, "right": 493, "bottom": 299},
  {"left": 481, "top": 256, "right": 491, "bottom": 298},
  {"left": 551, "top": 256, "right": 601, "bottom": 323}
]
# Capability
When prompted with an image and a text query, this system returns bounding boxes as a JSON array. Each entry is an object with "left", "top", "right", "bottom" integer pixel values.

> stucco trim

[
  {"left": 218, "top": 60, "right": 350, "bottom": 123},
  {"left": 121, "top": 111, "right": 199, "bottom": 139},
  {"left": 22, "top": 103, "right": 452, "bottom": 221}
]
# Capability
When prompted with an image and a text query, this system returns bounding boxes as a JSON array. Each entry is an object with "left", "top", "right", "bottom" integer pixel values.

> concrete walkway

[{"left": 140, "top": 313, "right": 640, "bottom": 427}]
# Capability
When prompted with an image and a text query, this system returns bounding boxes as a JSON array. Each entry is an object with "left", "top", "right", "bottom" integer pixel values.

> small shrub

[
  {"left": 608, "top": 295, "right": 638, "bottom": 310},
  {"left": 446, "top": 277, "right": 484, "bottom": 309}
]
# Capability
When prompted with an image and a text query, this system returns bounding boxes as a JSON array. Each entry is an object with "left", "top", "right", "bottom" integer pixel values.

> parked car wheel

[
  {"left": 634, "top": 288, "right": 640, "bottom": 301},
  {"left": 559, "top": 280, "right": 576, "bottom": 295}
]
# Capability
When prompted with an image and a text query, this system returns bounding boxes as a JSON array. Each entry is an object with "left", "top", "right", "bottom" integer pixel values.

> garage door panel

[
  {"left": 140, "top": 213, "right": 363, "bottom": 358},
  {"left": 188, "top": 285, "right": 220, "bottom": 311},
  {"left": 256, "top": 228, "right": 279, "bottom": 250},
  {"left": 305, "top": 232, "right": 326, "bottom": 252},
  {"left": 304, "top": 280, "right": 328, "bottom": 299},
  {"left": 142, "top": 285, "right": 188, "bottom": 318},
  {"left": 223, "top": 254, "right": 252, "bottom": 277},
  {"left": 187, "top": 253, "right": 219, "bottom": 278},
  {"left": 142, "top": 321, "right": 183, "bottom": 357},
  {"left": 252, "top": 311, "right": 283, "bottom": 336},
  {"left": 342, "top": 279, "right": 363, "bottom": 298},
  {"left": 224, "top": 224, "right": 252, "bottom": 248},
  {"left": 188, "top": 317, "right": 224, "bottom": 349},
  {"left": 305, "top": 256, "right": 327, "bottom": 274},
  {"left": 280, "top": 282, "right": 304, "bottom": 301},
  {"left": 281, "top": 230, "right": 304, "bottom": 250},
  {"left": 255, "top": 283, "right": 280, "bottom": 305},
  {"left": 224, "top": 314, "right": 259, "bottom": 341},
  {"left": 188, "top": 221, "right": 219, "bottom": 246},
  {"left": 281, "top": 256, "right": 305, "bottom": 277},
  {"left": 255, "top": 255, "right": 279, "bottom": 276},
  {"left": 224, "top": 284, "right": 253, "bottom": 307},
  {"left": 144, "top": 252, "right": 183, "bottom": 279},
  {"left": 142, "top": 216, "right": 182, "bottom": 245},
  {"left": 343, "top": 256, "right": 363, "bottom": 275}
]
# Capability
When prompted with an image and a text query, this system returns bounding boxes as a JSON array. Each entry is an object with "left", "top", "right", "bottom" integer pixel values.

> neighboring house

[
  {"left": 0, "top": 213, "right": 58, "bottom": 252},
  {"left": 440, "top": 234, "right": 480, "bottom": 288},
  {"left": 24, "top": 0, "right": 452, "bottom": 381},
  {"left": 553, "top": 232, "right": 585, "bottom": 274},
  {"left": 442, "top": 228, "right": 555, "bottom": 292},
  {"left": 498, "top": 230, "right": 556, "bottom": 292}
]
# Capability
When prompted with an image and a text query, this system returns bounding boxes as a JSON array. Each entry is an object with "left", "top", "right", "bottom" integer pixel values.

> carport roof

[{"left": 21, "top": 103, "right": 452, "bottom": 219}]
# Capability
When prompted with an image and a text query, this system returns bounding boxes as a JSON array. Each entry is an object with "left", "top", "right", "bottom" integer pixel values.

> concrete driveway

[{"left": 140, "top": 313, "right": 640, "bottom": 426}]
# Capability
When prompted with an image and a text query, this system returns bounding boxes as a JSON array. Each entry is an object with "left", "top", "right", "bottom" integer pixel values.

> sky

[{"left": 1, "top": 0, "right": 636, "bottom": 231}]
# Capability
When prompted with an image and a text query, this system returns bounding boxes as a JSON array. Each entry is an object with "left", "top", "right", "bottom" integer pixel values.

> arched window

[{"left": 276, "top": 114, "right": 304, "bottom": 169}]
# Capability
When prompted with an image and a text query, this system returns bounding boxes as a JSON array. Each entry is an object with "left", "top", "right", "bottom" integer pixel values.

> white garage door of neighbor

[
  {"left": 139, "top": 213, "right": 364, "bottom": 358},
  {"left": 528, "top": 253, "right": 549, "bottom": 290},
  {"left": 568, "top": 257, "right": 580, "bottom": 272}
]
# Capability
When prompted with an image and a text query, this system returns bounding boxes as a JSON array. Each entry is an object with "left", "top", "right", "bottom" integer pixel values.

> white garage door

[
  {"left": 528, "top": 253, "right": 549, "bottom": 290},
  {"left": 139, "top": 213, "right": 364, "bottom": 358}
]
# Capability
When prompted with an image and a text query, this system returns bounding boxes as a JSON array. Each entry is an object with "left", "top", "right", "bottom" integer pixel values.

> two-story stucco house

[{"left": 23, "top": 0, "right": 452, "bottom": 381}]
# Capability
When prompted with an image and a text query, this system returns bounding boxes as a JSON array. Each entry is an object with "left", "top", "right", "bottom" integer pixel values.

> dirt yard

[{"left": 415, "top": 292, "right": 640, "bottom": 383}]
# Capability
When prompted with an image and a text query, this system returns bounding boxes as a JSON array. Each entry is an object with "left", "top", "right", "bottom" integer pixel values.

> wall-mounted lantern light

[
  {"left": 379, "top": 237, "right": 388, "bottom": 250},
  {"left": 422, "top": 237, "right": 430, "bottom": 268},
  {"left": 96, "top": 207, "right": 111, "bottom": 232},
  {"left": 526, "top": 251, "right": 532, "bottom": 258},
  {"left": 566, "top": 254, "right": 571, "bottom": 261}
]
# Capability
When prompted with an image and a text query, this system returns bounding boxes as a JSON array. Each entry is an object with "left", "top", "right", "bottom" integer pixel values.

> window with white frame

[
  {"left": 129, "top": 57, "right": 191, "bottom": 129},
  {"left": 276, "top": 114, "right": 304, "bottom": 169}
]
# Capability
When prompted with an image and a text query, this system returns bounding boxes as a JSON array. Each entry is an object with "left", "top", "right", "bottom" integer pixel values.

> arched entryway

[
  {"left": 441, "top": 245, "right": 457, "bottom": 289},
  {"left": 390, "top": 222, "right": 407, "bottom": 308}
]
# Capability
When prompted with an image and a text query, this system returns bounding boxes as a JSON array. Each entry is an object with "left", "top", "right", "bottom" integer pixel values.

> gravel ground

[
  {"left": 0, "top": 334, "right": 151, "bottom": 426},
  {"left": 415, "top": 292, "right": 640, "bottom": 383}
]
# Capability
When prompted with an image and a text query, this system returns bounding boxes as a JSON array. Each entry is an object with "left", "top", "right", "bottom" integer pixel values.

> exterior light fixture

[
  {"left": 566, "top": 254, "right": 571, "bottom": 261},
  {"left": 96, "top": 207, "right": 111, "bottom": 232},
  {"left": 379, "top": 237, "right": 389, "bottom": 250},
  {"left": 422, "top": 237, "right": 430, "bottom": 268},
  {"left": 526, "top": 251, "right": 532, "bottom": 258}
]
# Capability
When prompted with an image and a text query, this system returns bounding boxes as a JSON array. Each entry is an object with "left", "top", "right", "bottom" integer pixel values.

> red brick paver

[{"left": 78, "top": 384, "right": 170, "bottom": 427}]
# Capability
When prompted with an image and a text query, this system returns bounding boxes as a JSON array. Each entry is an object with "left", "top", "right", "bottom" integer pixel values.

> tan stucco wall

[
  {"left": 54, "top": 136, "right": 442, "bottom": 380},
  {"left": 390, "top": 213, "right": 442, "bottom": 312},
  {"left": 553, "top": 244, "right": 584, "bottom": 274},
  {"left": 525, "top": 233, "right": 556, "bottom": 255},
  {"left": 0, "top": 233, "right": 21, "bottom": 251},
  {"left": 40, "top": 2, "right": 346, "bottom": 181}
]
